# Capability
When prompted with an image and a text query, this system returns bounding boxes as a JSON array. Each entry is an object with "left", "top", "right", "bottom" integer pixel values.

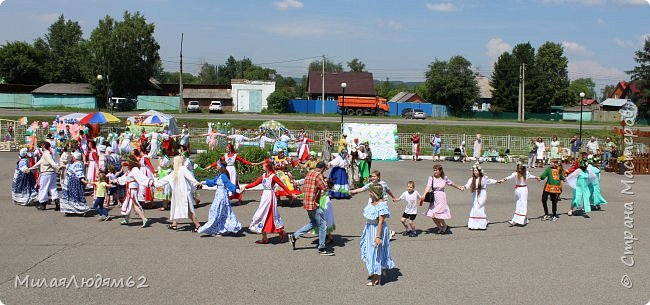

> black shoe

[
  {"left": 408, "top": 231, "right": 417, "bottom": 237},
  {"left": 288, "top": 233, "right": 296, "bottom": 250},
  {"left": 402, "top": 230, "right": 411, "bottom": 236},
  {"left": 318, "top": 248, "right": 335, "bottom": 256}
]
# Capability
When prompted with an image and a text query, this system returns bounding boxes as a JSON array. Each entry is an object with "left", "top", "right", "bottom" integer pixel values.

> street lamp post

[
  {"left": 579, "top": 92, "right": 585, "bottom": 143},
  {"left": 96, "top": 74, "right": 103, "bottom": 112},
  {"left": 340, "top": 82, "right": 347, "bottom": 133}
]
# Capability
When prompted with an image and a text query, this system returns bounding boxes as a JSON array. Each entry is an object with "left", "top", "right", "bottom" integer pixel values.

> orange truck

[{"left": 337, "top": 96, "right": 389, "bottom": 116}]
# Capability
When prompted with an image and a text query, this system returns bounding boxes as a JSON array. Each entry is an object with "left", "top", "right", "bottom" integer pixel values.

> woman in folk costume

[
  {"left": 549, "top": 135, "right": 561, "bottom": 160},
  {"left": 321, "top": 135, "right": 334, "bottom": 162},
  {"left": 147, "top": 129, "right": 161, "bottom": 159},
  {"left": 85, "top": 140, "right": 99, "bottom": 195},
  {"left": 267, "top": 149, "right": 302, "bottom": 201},
  {"left": 205, "top": 143, "right": 258, "bottom": 205},
  {"left": 12, "top": 148, "right": 38, "bottom": 205},
  {"left": 118, "top": 127, "right": 134, "bottom": 155},
  {"left": 97, "top": 144, "right": 107, "bottom": 173},
  {"left": 134, "top": 149, "right": 155, "bottom": 205},
  {"left": 350, "top": 179, "right": 395, "bottom": 286},
  {"left": 59, "top": 152, "right": 91, "bottom": 215},
  {"left": 241, "top": 162, "right": 296, "bottom": 244},
  {"left": 498, "top": 163, "right": 538, "bottom": 227},
  {"left": 115, "top": 157, "right": 151, "bottom": 227},
  {"left": 536, "top": 137, "right": 546, "bottom": 167},
  {"left": 357, "top": 144, "right": 370, "bottom": 186},
  {"left": 198, "top": 159, "right": 242, "bottom": 236},
  {"left": 297, "top": 133, "right": 314, "bottom": 162},
  {"left": 29, "top": 141, "right": 60, "bottom": 211},
  {"left": 78, "top": 129, "right": 89, "bottom": 157},
  {"left": 587, "top": 158, "right": 607, "bottom": 211},
  {"left": 463, "top": 164, "right": 498, "bottom": 230},
  {"left": 154, "top": 156, "right": 202, "bottom": 232},
  {"left": 328, "top": 149, "right": 351, "bottom": 199},
  {"left": 138, "top": 127, "right": 149, "bottom": 152},
  {"left": 108, "top": 131, "right": 119, "bottom": 156},
  {"left": 155, "top": 153, "right": 173, "bottom": 210},
  {"left": 566, "top": 159, "right": 596, "bottom": 216}
]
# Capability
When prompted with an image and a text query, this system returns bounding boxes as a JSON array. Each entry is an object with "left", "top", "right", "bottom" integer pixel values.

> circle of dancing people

[{"left": 12, "top": 125, "right": 609, "bottom": 287}]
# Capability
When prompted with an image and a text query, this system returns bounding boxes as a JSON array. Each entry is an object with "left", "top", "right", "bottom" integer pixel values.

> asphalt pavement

[{"left": 0, "top": 153, "right": 648, "bottom": 305}]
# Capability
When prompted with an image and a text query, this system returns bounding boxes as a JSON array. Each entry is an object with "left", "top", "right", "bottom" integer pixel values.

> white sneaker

[{"left": 389, "top": 230, "right": 396, "bottom": 240}]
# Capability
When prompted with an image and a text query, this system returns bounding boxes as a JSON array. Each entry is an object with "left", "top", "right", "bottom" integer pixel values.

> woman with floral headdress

[
  {"left": 462, "top": 164, "right": 498, "bottom": 230},
  {"left": 12, "top": 148, "right": 38, "bottom": 205},
  {"left": 198, "top": 159, "right": 242, "bottom": 236},
  {"left": 498, "top": 163, "right": 537, "bottom": 226}
]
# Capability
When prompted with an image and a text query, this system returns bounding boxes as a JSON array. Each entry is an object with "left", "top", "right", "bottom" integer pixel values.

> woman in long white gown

[
  {"left": 154, "top": 155, "right": 202, "bottom": 231},
  {"left": 463, "top": 164, "right": 498, "bottom": 230},
  {"left": 498, "top": 164, "right": 537, "bottom": 226},
  {"left": 119, "top": 127, "right": 134, "bottom": 155}
]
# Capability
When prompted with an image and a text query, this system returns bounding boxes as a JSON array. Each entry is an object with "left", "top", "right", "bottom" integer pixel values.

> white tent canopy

[{"left": 127, "top": 110, "right": 178, "bottom": 134}]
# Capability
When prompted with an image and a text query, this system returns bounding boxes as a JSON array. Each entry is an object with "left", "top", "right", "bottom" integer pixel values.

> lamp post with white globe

[{"left": 579, "top": 92, "right": 585, "bottom": 143}]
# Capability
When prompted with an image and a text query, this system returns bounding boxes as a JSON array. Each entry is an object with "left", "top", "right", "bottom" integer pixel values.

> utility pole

[
  {"left": 518, "top": 64, "right": 522, "bottom": 121},
  {"left": 521, "top": 63, "right": 525, "bottom": 121},
  {"left": 179, "top": 33, "right": 184, "bottom": 114},
  {"left": 321, "top": 54, "right": 325, "bottom": 115}
]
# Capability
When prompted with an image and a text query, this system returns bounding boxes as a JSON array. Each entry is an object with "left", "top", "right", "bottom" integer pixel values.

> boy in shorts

[{"left": 394, "top": 181, "right": 421, "bottom": 237}]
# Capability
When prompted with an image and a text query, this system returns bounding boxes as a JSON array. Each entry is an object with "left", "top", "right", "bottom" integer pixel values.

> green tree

[
  {"left": 34, "top": 15, "right": 85, "bottom": 83},
  {"left": 601, "top": 84, "right": 616, "bottom": 101},
  {"left": 308, "top": 58, "right": 343, "bottom": 72},
  {"left": 83, "top": 11, "right": 161, "bottom": 102},
  {"left": 627, "top": 38, "right": 650, "bottom": 118},
  {"left": 568, "top": 78, "right": 596, "bottom": 105},
  {"left": 198, "top": 62, "right": 218, "bottom": 84},
  {"left": 243, "top": 65, "right": 276, "bottom": 81},
  {"left": 529, "top": 41, "right": 570, "bottom": 112},
  {"left": 0, "top": 41, "right": 46, "bottom": 84},
  {"left": 347, "top": 58, "right": 366, "bottom": 72},
  {"left": 266, "top": 87, "right": 292, "bottom": 113},
  {"left": 490, "top": 52, "right": 519, "bottom": 111},
  {"left": 511, "top": 43, "right": 537, "bottom": 110},
  {"left": 424, "top": 56, "right": 479, "bottom": 115}
]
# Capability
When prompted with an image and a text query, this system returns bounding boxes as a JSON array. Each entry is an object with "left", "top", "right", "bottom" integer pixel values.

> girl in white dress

[
  {"left": 462, "top": 164, "right": 498, "bottom": 230},
  {"left": 154, "top": 156, "right": 202, "bottom": 231},
  {"left": 536, "top": 137, "right": 546, "bottom": 167},
  {"left": 498, "top": 164, "right": 537, "bottom": 226},
  {"left": 119, "top": 127, "right": 134, "bottom": 155}
]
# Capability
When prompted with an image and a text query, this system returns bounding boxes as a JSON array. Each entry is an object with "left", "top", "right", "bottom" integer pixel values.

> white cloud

[
  {"left": 31, "top": 13, "right": 59, "bottom": 23},
  {"left": 387, "top": 20, "right": 402, "bottom": 31},
  {"left": 486, "top": 38, "right": 512, "bottom": 61},
  {"left": 615, "top": 38, "right": 635, "bottom": 48},
  {"left": 0, "top": 0, "right": 6, "bottom": 6},
  {"left": 274, "top": 0, "right": 303, "bottom": 10},
  {"left": 425, "top": 2, "right": 460, "bottom": 12},
  {"left": 562, "top": 41, "right": 593, "bottom": 55},
  {"left": 540, "top": 0, "right": 647, "bottom": 6},
  {"left": 568, "top": 60, "right": 627, "bottom": 82}
]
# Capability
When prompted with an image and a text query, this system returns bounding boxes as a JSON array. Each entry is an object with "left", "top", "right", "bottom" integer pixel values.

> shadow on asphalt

[{"left": 381, "top": 268, "right": 402, "bottom": 285}]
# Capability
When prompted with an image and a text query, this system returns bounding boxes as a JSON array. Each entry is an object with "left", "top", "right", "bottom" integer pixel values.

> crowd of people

[{"left": 10, "top": 123, "right": 612, "bottom": 286}]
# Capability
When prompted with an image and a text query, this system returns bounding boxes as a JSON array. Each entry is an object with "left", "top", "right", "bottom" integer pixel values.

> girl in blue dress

[
  {"left": 198, "top": 160, "right": 242, "bottom": 236},
  {"left": 12, "top": 148, "right": 38, "bottom": 205},
  {"left": 60, "top": 152, "right": 91, "bottom": 215},
  {"left": 351, "top": 174, "right": 395, "bottom": 286}
]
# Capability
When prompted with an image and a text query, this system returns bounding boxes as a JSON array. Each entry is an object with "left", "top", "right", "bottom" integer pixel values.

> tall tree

[
  {"left": 627, "top": 38, "right": 650, "bottom": 118},
  {"left": 568, "top": 78, "right": 596, "bottom": 104},
  {"left": 529, "top": 41, "right": 570, "bottom": 112},
  {"left": 308, "top": 58, "right": 343, "bottom": 72},
  {"left": 347, "top": 58, "right": 366, "bottom": 72},
  {"left": 424, "top": 56, "right": 479, "bottom": 115},
  {"left": 0, "top": 41, "right": 46, "bottom": 84},
  {"left": 601, "top": 84, "right": 616, "bottom": 101},
  {"left": 34, "top": 15, "right": 85, "bottom": 83},
  {"left": 511, "top": 43, "right": 536, "bottom": 110},
  {"left": 198, "top": 62, "right": 218, "bottom": 84},
  {"left": 490, "top": 52, "right": 518, "bottom": 111},
  {"left": 83, "top": 11, "right": 161, "bottom": 101}
]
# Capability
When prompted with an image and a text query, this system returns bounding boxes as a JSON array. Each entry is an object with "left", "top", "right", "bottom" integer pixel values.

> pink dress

[{"left": 424, "top": 176, "right": 452, "bottom": 220}]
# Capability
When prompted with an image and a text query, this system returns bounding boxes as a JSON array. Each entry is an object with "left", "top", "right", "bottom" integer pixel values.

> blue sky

[{"left": 0, "top": 0, "right": 648, "bottom": 91}]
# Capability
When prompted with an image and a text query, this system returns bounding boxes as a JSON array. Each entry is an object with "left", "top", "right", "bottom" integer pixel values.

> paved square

[{"left": 0, "top": 152, "right": 648, "bottom": 305}]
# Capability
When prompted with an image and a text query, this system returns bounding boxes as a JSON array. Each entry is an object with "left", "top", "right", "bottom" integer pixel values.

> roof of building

[
  {"left": 581, "top": 98, "right": 598, "bottom": 105},
  {"left": 32, "top": 83, "right": 93, "bottom": 95},
  {"left": 182, "top": 88, "right": 232, "bottom": 99},
  {"left": 601, "top": 98, "right": 630, "bottom": 107},
  {"left": 307, "top": 71, "right": 375, "bottom": 96},
  {"left": 389, "top": 92, "right": 425, "bottom": 102}
]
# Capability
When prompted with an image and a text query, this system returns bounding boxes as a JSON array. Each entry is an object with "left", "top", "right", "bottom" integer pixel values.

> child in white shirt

[{"left": 393, "top": 181, "right": 421, "bottom": 237}]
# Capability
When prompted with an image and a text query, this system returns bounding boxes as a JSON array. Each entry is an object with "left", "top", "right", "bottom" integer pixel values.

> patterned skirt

[
  {"left": 60, "top": 176, "right": 90, "bottom": 214},
  {"left": 12, "top": 172, "right": 37, "bottom": 205}
]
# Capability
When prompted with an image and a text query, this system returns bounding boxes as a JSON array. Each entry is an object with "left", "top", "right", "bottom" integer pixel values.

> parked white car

[
  {"left": 209, "top": 100, "right": 223, "bottom": 113},
  {"left": 187, "top": 101, "right": 200, "bottom": 112}
]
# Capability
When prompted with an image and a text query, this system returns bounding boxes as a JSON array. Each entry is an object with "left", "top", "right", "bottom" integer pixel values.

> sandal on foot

[
  {"left": 255, "top": 239, "right": 269, "bottom": 244},
  {"left": 167, "top": 224, "right": 177, "bottom": 230}
]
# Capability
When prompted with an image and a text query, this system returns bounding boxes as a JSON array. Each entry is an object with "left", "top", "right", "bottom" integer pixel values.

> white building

[{"left": 231, "top": 79, "right": 276, "bottom": 112}]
